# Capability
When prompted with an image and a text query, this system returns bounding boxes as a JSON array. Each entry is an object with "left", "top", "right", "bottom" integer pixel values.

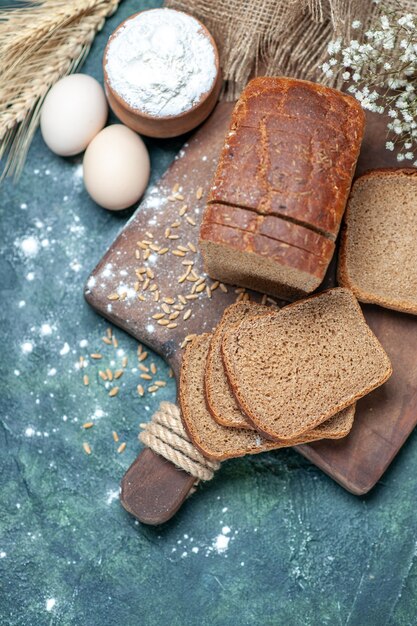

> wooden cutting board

[{"left": 85, "top": 102, "right": 417, "bottom": 523}]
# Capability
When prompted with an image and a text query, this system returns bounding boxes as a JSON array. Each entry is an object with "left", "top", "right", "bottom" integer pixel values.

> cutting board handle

[{"left": 120, "top": 448, "right": 196, "bottom": 525}]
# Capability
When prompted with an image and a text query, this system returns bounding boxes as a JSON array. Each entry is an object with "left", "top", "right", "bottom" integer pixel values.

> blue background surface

[{"left": 1, "top": 1, "right": 416, "bottom": 624}]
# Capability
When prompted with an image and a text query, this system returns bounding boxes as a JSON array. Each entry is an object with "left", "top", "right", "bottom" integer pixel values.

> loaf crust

[{"left": 208, "top": 77, "right": 365, "bottom": 240}]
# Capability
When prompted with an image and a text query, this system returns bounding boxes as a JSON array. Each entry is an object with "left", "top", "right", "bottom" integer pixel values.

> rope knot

[{"left": 139, "top": 401, "right": 221, "bottom": 482}]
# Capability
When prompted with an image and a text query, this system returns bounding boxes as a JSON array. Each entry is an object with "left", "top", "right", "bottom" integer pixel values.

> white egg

[
  {"left": 40, "top": 74, "right": 108, "bottom": 156},
  {"left": 83, "top": 124, "right": 150, "bottom": 211}
]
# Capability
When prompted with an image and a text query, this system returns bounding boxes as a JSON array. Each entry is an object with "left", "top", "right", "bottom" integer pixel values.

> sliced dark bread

[
  {"left": 179, "top": 333, "right": 346, "bottom": 461},
  {"left": 221, "top": 288, "right": 392, "bottom": 441},
  {"left": 338, "top": 169, "right": 417, "bottom": 315},
  {"left": 206, "top": 301, "right": 355, "bottom": 439},
  {"left": 204, "top": 203, "right": 335, "bottom": 260},
  {"left": 206, "top": 301, "right": 273, "bottom": 429}
]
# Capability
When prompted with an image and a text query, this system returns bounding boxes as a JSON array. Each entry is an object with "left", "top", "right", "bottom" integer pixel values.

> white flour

[{"left": 105, "top": 8, "right": 217, "bottom": 117}]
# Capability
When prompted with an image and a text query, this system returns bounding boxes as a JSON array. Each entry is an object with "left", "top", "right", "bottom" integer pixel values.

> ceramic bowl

[{"left": 103, "top": 9, "right": 222, "bottom": 139}]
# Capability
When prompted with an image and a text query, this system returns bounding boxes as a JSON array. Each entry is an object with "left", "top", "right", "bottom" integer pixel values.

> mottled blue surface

[{"left": 1, "top": 1, "right": 417, "bottom": 625}]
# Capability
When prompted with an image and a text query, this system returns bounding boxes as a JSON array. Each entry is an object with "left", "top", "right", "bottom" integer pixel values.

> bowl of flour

[{"left": 103, "top": 8, "right": 222, "bottom": 138}]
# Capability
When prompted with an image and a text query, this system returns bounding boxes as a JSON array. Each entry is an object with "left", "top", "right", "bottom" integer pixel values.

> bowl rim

[{"left": 102, "top": 7, "right": 221, "bottom": 122}]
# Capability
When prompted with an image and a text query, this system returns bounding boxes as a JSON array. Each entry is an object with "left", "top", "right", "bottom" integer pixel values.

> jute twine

[
  {"left": 139, "top": 401, "right": 221, "bottom": 482},
  {"left": 165, "top": 0, "right": 417, "bottom": 99}
]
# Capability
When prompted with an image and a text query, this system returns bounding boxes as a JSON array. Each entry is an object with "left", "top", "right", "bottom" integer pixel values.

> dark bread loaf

[
  {"left": 221, "top": 288, "right": 392, "bottom": 441},
  {"left": 208, "top": 77, "right": 365, "bottom": 239},
  {"left": 338, "top": 168, "right": 417, "bottom": 315},
  {"left": 200, "top": 77, "right": 365, "bottom": 299},
  {"left": 206, "top": 301, "right": 356, "bottom": 438}
]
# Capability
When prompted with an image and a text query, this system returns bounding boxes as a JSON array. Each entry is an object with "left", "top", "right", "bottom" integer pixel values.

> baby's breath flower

[
  {"left": 380, "top": 15, "right": 390, "bottom": 30},
  {"left": 325, "top": 7, "right": 417, "bottom": 160},
  {"left": 398, "top": 14, "right": 415, "bottom": 29},
  {"left": 383, "top": 38, "right": 395, "bottom": 50},
  {"left": 327, "top": 39, "right": 342, "bottom": 55}
]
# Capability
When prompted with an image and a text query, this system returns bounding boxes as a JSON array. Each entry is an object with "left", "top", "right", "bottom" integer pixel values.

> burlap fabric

[{"left": 165, "top": 0, "right": 417, "bottom": 98}]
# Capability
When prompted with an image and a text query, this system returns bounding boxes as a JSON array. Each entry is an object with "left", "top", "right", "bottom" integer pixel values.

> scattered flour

[
  {"left": 40, "top": 323, "right": 53, "bottom": 337},
  {"left": 18, "top": 236, "right": 39, "bottom": 257},
  {"left": 101, "top": 264, "right": 113, "bottom": 278},
  {"left": 74, "top": 164, "right": 83, "bottom": 180},
  {"left": 59, "top": 343, "right": 70, "bottom": 356},
  {"left": 170, "top": 520, "right": 237, "bottom": 561},
  {"left": 106, "top": 489, "right": 120, "bottom": 505},
  {"left": 45, "top": 599, "right": 56, "bottom": 612},
  {"left": 70, "top": 260, "right": 82, "bottom": 272},
  {"left": 213, "top": 533, "right": 230, "bottom": 554}
]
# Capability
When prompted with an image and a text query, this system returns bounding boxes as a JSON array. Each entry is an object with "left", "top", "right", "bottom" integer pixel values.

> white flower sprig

[{"left": 323, "top": 4, "right": 417, "bottom": 164}]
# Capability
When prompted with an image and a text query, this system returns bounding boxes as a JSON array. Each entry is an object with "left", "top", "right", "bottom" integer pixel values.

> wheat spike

[{"left": 0, "top": 0, "right": 120, "bottom": 181}]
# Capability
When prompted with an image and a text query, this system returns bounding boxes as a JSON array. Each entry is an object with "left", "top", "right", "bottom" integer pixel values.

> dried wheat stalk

[{"left": 0, "top": 0, "right": 120, "bottom": 181}]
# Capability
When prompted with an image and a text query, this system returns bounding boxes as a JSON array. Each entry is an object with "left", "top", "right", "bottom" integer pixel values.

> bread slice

[
  {"left": 200, "top": 222, "right": 329, "bottom": 300},
  {"left": 206, "top": 301, "right": 274, "bottom": 429},
  {"left": 180, "top": 333, "right": 348, "bottom": 461},
  {"left": 338, "top": 168, "right": 417, "bottom": 315},
  {"left": 222, "top": 288, "right": 392, "bottom": 441},
  {"left": 206, "top": 301, "right": 356, "bottom": 437}
]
